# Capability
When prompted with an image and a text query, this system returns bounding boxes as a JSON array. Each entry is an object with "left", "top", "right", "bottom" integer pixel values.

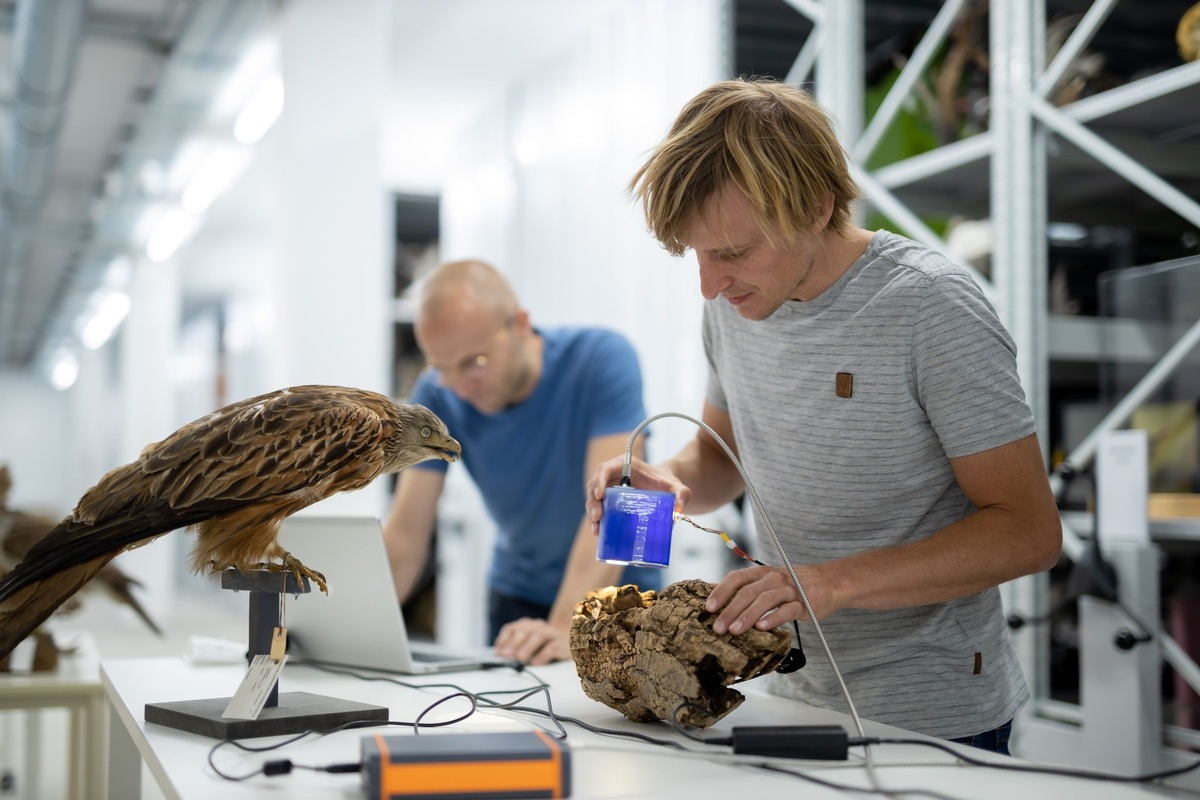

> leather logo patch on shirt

[{"left": 835, "top": 372, "right": 853, "bottom": 398}]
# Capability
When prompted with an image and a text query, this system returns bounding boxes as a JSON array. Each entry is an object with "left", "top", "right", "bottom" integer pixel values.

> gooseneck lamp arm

[{"left": 618, "top": 412, "right": 868, "bottom": 739}]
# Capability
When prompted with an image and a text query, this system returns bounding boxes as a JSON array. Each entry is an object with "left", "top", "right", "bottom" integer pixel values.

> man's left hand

[
  {"left": 493, "top": 617, "right": 572, "bottom": 665},
  {"left": 706, "top": 563, "right": 841, "bottom": 635}
]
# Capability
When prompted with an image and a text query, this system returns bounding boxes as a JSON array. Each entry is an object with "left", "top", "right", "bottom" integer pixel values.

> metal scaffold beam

[{"left": 782, "top": 0, "right": 1200, "bottom": 779}]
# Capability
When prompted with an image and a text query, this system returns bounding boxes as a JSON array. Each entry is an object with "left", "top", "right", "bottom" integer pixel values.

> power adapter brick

[{"left": 731, "top": 725, "right": 850, "bottom": 760}]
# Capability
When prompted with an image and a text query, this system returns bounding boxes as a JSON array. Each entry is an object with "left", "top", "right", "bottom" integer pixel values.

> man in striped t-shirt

[{"left": 586, "top": 79, "right": 1061, "bottom": 754}]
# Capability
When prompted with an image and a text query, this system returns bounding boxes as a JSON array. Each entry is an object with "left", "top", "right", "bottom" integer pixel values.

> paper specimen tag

[
  {"left": 221, "top": 654, "right": 288, "bottom": 720},
  {"left": 270, "top": 626, "right": 287, "bottom": 660}
]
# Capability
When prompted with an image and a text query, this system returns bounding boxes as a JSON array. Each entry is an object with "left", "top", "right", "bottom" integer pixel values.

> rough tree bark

[{"left": 569, "top": 579, "right": 792, "bottom": 728}]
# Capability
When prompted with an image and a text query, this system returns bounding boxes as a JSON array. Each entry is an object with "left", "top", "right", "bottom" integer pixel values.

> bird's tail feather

[
  {"left": 0, "top": 503, "right": 224, "bottom": 604},
  {"left": 0, "top": 555, "right": 113, "bottom": 660}
]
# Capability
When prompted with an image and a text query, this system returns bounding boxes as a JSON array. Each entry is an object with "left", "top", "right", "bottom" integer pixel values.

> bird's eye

[{"left": 420, "top": 426, "right": 431, "bottom": 438}]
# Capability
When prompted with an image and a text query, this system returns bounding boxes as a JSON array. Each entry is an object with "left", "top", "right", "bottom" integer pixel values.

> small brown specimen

[
  {"left": 570, "top": 579, "right": 791, "bottom": 728},
  {"left": 0, "top": 630, "right": 60, "bottom": 673}
]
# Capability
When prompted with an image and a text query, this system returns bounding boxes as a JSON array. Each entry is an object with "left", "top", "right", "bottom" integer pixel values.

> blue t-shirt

[{"left": 410, "top": 327, "right": 661, "bottom": 606}]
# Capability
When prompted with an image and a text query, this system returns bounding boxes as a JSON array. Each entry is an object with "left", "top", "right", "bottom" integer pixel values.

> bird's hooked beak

[{"left": 436, "top": 438, "right": 462, "bottom": 463}]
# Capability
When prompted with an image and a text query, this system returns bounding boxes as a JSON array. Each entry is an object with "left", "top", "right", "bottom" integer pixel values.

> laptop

[{"left": 277, "top": 515, "right": 496, "bottom": 674}]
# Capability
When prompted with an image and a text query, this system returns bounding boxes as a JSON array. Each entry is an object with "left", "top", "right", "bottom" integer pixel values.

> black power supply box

[{"left": 731, "top": 725, "right": 850, "bottom": 760}]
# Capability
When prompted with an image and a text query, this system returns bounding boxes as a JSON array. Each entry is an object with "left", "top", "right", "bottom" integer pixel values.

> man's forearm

[
  {"left": 389, "top": 548, "right": 427, "bottom": 605},
  {"left": 662, "top": 435, "right": 745, "bottom": 515}
]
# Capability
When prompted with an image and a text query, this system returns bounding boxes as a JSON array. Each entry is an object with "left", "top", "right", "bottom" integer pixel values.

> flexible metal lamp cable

[{"left": 620, "top": 412, "right": 868, "bottom": 741}]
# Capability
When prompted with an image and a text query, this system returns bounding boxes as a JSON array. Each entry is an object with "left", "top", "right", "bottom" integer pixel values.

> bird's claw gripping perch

[{"left": 260, "top": 555, "right": 328, "bottom": 594}]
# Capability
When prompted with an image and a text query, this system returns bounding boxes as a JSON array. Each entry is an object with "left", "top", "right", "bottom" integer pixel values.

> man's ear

[{"left": 816, "top": 192, "right": 835, "bottom": 231}]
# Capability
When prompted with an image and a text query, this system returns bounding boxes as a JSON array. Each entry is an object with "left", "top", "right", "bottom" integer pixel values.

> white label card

[
  {"left": 1096, "top": 429, "right": 1149, "bottom": 545},
  {"left": 221, "top": 654, "right": 288, "bottom": 720}
]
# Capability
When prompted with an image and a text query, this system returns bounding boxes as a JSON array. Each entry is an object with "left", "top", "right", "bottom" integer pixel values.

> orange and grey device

[{"left": 360, "top": 730, "right": 571, "bottom": 799}]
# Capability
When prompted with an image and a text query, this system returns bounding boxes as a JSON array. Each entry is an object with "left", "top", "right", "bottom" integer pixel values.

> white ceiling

[
  {"left": 385, "top": 0, "right": 620, "bottom": 192},
  {"left": 0, "top": 0, "right": 623, "bottom": 373},
  {"left": 0, "top": 0, "right": 268, "bottom": 368}
]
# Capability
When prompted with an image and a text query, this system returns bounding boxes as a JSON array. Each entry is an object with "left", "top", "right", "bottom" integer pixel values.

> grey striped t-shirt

[{"left": 703, "top": 230, "right": 1035, "bottom": 739}]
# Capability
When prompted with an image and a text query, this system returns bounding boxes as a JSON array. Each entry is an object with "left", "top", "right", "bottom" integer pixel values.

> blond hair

[{"left": 629, "top": 79, "right": 862, "bottom": 255}]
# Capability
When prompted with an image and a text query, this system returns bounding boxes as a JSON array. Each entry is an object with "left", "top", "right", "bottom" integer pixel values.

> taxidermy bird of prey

[
  {"left": 0, "top": 385, "right": 461, "bottom": 660},
  {"left": 0, "top": 465, "right": 161, "bottom": 636}
]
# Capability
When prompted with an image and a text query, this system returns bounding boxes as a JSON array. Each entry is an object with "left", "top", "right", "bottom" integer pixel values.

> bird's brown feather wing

[{"left": 0, "top": 386, "right": 410, "bottom": 659}]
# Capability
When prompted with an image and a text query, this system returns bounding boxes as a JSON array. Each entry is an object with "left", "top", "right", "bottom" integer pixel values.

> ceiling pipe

[
  {"left": 0, "top": 0, "right": 90, "bottom": 364},
  {"left": 29, "top": 0, "right": 257, "bottom": 371}
]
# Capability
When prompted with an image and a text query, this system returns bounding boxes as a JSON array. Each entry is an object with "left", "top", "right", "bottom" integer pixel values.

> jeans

[
  {"left": 950, "top": 719, "right": 1013, "bottom": 756},
  {"left": 487, "top": 590, "right": 552, "bottom": 644}
]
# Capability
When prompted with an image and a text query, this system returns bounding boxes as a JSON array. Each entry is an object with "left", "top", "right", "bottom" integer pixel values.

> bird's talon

[{"left": 279, "top": 554, "right": 328, "bottom": 595}]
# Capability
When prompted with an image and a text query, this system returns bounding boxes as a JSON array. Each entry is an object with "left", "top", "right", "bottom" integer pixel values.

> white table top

[{"left": 101, "top": 655, "right": 1185, "bottom": 799}]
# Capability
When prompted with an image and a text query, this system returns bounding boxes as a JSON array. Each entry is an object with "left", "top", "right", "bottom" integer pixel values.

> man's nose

[{"left": 696, "top": 254, "right": 731, "bottom": 301}]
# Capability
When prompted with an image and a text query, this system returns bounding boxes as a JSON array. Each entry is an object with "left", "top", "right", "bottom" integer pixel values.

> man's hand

[
  {"left": 493, "top": 617, "right": 572, "bottom": 665},
  {"left": 705, "top": 563, "right": 841, "bottom": 635},
  {"left": 585, "top": 456, "right": 691, "bottom": 534}
]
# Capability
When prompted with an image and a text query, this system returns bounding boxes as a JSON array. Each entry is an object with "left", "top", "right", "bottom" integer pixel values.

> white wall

[
  {"left": 442, "top": 0, "right": 728, "bottom": 460},
  {"left": 384, "top": 0, "right": 629, "bottom": 195},
  {"left": 431, "top": 1, "right": 734, "bottom": 643},
  {"left": 0, "top": 371, "right": 72, "bottom": 515}
]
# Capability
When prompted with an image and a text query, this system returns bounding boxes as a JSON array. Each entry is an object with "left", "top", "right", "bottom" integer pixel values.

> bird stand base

[
  {"left": 144, "top": 566, "right": 385, "bottom": 739},
  {"left": 145, "top": 691, "right": 388, "bottom": 739}
]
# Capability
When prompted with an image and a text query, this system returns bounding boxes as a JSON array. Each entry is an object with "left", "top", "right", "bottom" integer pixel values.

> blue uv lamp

[{"left": 596, "top": 486, "right": 675, "bottom": 567}]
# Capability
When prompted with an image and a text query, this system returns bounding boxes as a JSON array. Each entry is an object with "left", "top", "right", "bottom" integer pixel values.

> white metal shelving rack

[
  {"left": 779, "top": 0, "right": 1200, "bottom": 781},
  {"left": 790, "top": 0, "right": 1200, "bottom": 433}
]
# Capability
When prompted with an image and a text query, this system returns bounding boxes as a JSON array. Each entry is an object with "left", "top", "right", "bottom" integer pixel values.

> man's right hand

[
  {"left": 493, "top": 617, "right": 571, "bottom": 665},
  {"left": 585, "top": 456, "right": 690, "bottom": 534}
]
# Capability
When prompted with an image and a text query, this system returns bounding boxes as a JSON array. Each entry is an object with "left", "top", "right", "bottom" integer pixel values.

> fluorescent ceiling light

[
  {"left": 133, "top": 204, "right": 167, "bottom": 244},
  {"left": 49, "top": 351, "right": 79, "bottom": 391},
  {"left": 103, "top": 255, "right": 133, "bottom": 289},
  {"left": 234, "top": 75, "right": 284, "bottom": 144},
  {"left": 146, "top": 209, "right": 199, "bottom": 263},
  {"left": 213, "top": 38, "right": 279, "bottom": 119},
  {"left": 80, "top": 291, "right": 131, "bottom": 351},
  {"left": 167, "top": 139, "right": 210, "bottom": 194},
  {"left": 181, "top": 146, "right": 251, "bottom": 214}
]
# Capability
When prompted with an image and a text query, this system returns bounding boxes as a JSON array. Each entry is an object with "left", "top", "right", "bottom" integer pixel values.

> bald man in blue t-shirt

[{"left": 384, "top": 259, "right": 659, "bottom": 665}]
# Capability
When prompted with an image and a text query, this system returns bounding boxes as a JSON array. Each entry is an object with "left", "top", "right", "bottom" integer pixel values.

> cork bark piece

[{"left": 570, "top": 579, "right": 792, "bottom": 728}]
